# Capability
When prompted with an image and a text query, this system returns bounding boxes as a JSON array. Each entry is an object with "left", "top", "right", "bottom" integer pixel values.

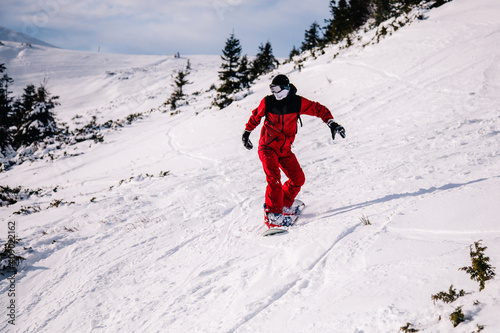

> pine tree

[
  {"left": 325, "top": 0, "right": 353, "bottom": 43},
  {"left": 301, "top": 21, "right": 321, "bottom": 52},
  {"left": 323, "top": 0, "right": 372, "bottom": 44},
  {"left": 0, "top": 63, "right": 14, "bottom": 152},
  {"left": 166, "top": 60, "right": 192, "bottom": 110},
  {"left": 13, "top": 84, "right": 59, "bottom": 148},
  {"left": 11, "top": 84, "right": 36, "bottom": 130},
  {"left": 349, "top": 0, "right": 371, "bottom": 29},
  {"left": 214, "top": 33, "right": 243, "bottom": 109},
  {"left": 237, "top": 55, "right": 252, "bottom": 89},
  {"left": 217, "top": 33, "right": 242, "bottom": 94},
  {"left": 289, "top": 46, "right": 301, "bottom": 60},
  {"left": 250, "top": 41, "right": 279, "bottom": 80},
  {"left": 373, "top": 0, "right": 393, "bottom": 24}
]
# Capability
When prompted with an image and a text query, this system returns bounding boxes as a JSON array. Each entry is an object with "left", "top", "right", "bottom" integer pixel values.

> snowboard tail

[{"left": 262, "top": 228, "right": 288, "bottom": 236}]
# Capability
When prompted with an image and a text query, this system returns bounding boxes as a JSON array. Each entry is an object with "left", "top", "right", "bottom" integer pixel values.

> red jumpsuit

[{"left": 245, "top": 85, "right": 334, "bottom": 214}]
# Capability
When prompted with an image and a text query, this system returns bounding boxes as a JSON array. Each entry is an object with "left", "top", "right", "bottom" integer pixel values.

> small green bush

[
  {"left": 0, "top": 236, "right": 25, "bottom": 275},
  {"left": 449, "top": 306, "right": 465, "bottom": 327},
  {"left": 431, "top": 285, "right": 466, "bottom": 304},
  {"left": 460, "top": 240, "right": 496, "bottom": 291},
  {"left": 399, "top": 322, "right": 419, "bottom": 332}
]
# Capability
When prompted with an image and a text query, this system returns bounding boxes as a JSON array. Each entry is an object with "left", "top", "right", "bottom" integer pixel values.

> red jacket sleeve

[
  {"left": 245, "top": 97, "right": 266, "bottom": 132},
  {"left": 300, "top": 97, "right": 334, "bottom": 123}
]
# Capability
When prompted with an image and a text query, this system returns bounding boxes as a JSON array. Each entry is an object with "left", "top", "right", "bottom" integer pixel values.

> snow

[{"left": 1, "top": 0, "right": 500, "bottom": 332}]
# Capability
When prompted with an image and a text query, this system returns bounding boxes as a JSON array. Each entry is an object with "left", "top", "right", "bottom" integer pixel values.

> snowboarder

[{"left": 242, "top": 74, "right": 345, "bottom": 228}]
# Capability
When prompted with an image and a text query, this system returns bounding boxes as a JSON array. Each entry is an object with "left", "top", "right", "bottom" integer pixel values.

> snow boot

[{"left": 264, "top": 205, "right": 293, "bottom": 228}]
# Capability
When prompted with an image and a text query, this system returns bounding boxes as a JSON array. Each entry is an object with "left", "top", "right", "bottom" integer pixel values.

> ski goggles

[{"left": 269, "top": 84, "right": 289, "bottom": 93}]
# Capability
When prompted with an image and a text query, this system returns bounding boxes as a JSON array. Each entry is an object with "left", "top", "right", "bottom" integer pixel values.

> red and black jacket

[{"left": 245, "top": 85, "right": 334, "bottom": 153}]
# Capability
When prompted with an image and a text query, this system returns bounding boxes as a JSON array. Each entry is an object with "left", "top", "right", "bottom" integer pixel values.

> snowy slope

[
  {"left": 0, "top": 26, "right": 56, "bottom": 48},
  {"left": 0, "top": 40, "right": 220, "bottom": 127},
  {"left": 1, "top": 0, "right": 500, "bottom": 332}
]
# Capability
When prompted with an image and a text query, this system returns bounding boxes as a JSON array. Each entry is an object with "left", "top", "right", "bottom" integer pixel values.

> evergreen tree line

[
  {"left": 1, "top": 63, "right": 59, "bottom": 155},
  {"left": 297, "top": 0, "right": 452, "bottom": 56},
  {"left": 214, "top": 34, "right": 279, "bottom": 109}
]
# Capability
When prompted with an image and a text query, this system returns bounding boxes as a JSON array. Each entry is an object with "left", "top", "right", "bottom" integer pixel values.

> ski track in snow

[
  {"left": 228, "top": 223, "right": 360, "bottom": 333},
  {"left": 1, "top": 0, "right": 500, "bottom": 332}
]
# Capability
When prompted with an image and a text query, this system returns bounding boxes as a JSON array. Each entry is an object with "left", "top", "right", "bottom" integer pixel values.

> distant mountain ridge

[{"left": 0, "top": 25, "right": 56, "bottom": 47}]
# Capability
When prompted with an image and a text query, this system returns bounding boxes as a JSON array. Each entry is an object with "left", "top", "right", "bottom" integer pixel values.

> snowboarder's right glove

[
  {"left": 327, "top": 120, "right": 346, "bottom": 140},
  {"left": 242, "top": 130, "right": 253, "bottom": 150}
]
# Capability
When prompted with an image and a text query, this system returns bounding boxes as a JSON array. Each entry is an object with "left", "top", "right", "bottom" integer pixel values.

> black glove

[
  {"left": 328, "top": 120, "right": 346, "bottom": 140},
  {"left": 242, "top": 130, "right": 253, "bottom": 150}
]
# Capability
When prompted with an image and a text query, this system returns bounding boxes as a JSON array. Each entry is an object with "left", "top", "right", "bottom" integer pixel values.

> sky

[{"left": 0, "top": 0, "right": 331, "bottom": 57}]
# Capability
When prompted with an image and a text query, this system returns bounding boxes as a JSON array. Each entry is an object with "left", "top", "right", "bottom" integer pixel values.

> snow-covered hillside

[
  {"left": 0, "top": 26, "right": 56, "bottom": 48},
  {"left": 1, "top": 0, "right": 499, "bottom": 332}
]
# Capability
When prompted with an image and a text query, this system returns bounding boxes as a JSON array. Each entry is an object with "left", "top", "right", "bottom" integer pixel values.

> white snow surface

[{"left": 1, "top": 0, "right": 500, "bottom": 332}]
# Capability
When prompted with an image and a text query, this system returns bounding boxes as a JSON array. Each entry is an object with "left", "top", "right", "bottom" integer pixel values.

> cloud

[{"left": 0, "top": 0, "right": 330, "bottom": 56}]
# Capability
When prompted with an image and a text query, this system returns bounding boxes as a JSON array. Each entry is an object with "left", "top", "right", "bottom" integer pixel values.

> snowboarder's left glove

[
  {"left": 242, "top": 130, "right": 253, "bottom": 150},
  {"left": 328, "top": 120, "right": 346, "bottom": 140}
]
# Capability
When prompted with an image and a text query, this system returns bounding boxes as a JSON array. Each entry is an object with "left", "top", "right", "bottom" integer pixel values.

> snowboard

[{"left": 262, "top": 199, "right": 305, "bottom": 237}]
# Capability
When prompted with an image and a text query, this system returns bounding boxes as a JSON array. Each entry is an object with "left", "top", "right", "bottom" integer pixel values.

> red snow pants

[{"left": 258, "top": 147, "right": 305, "bottom": 214}]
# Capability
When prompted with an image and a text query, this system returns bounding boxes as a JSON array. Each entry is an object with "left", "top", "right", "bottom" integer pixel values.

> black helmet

[
  {"left": 270, "top": 74, "right": 290, "bottom": 93},
  {"left": 271, "top": 74, "right": 289, "bottom": 86}
]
